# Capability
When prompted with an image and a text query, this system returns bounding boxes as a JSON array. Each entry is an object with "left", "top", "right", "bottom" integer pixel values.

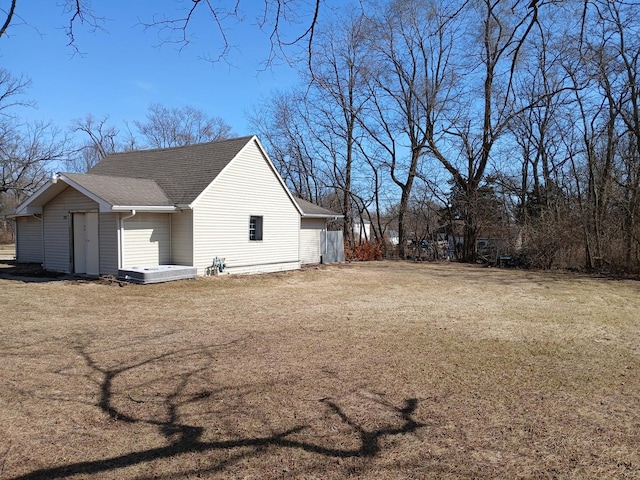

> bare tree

[
  {"left": 422, "top": 0, "right": 544, "bottom": 261},
  {"left": 0, "top": 68, "right": 67, "bottom": 204},
  {"left": 600, "top": 0, "right": 640, "bottom": 271},
  {"left": 500, "top": 0, "right": 640, "bottom": 272},
  {"left": 135, "top": 103, "right": 233, "bottom": 149},
  {"left": 403, "top": 187, "right": 440, "bottom": 259},
  {"left": 66, "top": 114, "right": 121, "bottom": 172},
  {"left": 143, "top": 0, "right": 327, "bottom": 66},
  {"left": 357, "top": 0, "right": 461, "bottom": 259},
  {"left": 1, "top": 120, "right": 69, "bottom": 201},
  {"left": 251, "top": 91, "right": 329, "bottom": 202},
  {"left": 503, "top": 17, "right": 580, "bottom": 267},
  {"left": 0, "top": 69, "right": 32, "bottom": 114},
  {"left": 572, "top": 0, "right": 640, "bottom": 271},
  {"left": 0, "top": 1, "right": 325, "bottom": 65},
  {"left": 305, "top": 12, "right": 371, "bottom": 248},
  {"left": 253, "top": 12, "right": 379, "bottom": 247}
]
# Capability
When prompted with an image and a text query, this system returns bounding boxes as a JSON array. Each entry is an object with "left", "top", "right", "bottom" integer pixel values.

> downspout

[{"left": 119, "top": 210, "right": 136, "bottom": 269}]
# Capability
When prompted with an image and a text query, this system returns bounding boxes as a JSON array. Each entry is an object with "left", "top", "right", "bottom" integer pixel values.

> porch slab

[{"left": 118, "top": 265, "right": 197, "bottom": 284}]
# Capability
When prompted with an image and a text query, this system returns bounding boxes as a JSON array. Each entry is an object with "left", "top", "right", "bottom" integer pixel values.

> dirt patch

[
  {"left": 1, "top": 261, "right": 639, "bottom": 479},
  {"left": 0, "top": 260, "right": 66, "bottom": 279}
]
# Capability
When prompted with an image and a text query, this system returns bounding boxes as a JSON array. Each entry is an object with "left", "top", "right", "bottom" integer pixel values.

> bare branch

[
  {"left": 62, "top": 0, "right": 106, "bottom": 53},
  {"left": 0, "top": 69, "right": 32, "bottom": 116},
  {"left": 0, "top": 0, "right": 16, "bottom": 38}
]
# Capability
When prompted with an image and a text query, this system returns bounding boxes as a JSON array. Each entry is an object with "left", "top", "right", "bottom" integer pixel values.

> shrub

[{"left": 344, "top": 241, "right": 383, "bottom": 261}]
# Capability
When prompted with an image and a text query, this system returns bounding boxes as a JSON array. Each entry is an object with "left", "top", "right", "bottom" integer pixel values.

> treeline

[
  {"left": 2, "top": 0, "right": 640, "bottom": 273},
  {"left": 251, "top": 0, "right": 640, "bottom": 273}
]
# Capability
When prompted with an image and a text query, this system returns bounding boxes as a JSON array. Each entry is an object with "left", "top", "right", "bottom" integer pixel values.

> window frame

[{"left": 249, "top": 215, "right": 263, "bottom": 241}]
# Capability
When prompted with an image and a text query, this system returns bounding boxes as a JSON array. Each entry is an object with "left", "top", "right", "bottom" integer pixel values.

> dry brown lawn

[{"left": 0, "top": 261, "right": 639, "bottom": 479}]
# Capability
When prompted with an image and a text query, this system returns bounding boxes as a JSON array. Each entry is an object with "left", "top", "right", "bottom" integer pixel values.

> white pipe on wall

[{"left": 119, "top": 210, "right": 136, "bottom": 269}]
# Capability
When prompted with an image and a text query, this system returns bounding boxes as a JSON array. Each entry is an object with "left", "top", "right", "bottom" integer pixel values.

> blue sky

[{"left": 1, "top": 1, "right": 302, "bottom": 138}]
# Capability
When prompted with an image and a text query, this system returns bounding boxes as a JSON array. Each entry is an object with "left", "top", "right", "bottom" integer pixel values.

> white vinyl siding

[
  {"left": 300, "top": 218, "right": 325, "bottom": 265},
  {"left": 192, "top": 139, "right": 300, "bottom": 275},
  {"left": 99, "top": 213, "right": 118, "bottom": 275},
  {"left": 171, "top": 209, "right": 193, "bottom": 266},
  {"left": 121, "top": 213, "right": 170, "bottom": 268},
  {"left": 16, "top": 216, "right": 43, "bottom": 263},
  {"left": 43, "top": 186, "right": 99, "bottom": 273}
]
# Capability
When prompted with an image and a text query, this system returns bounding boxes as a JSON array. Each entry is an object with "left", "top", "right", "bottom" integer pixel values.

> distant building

[{"left": 353, "top": 219, "right": 371, "bottom": 243}]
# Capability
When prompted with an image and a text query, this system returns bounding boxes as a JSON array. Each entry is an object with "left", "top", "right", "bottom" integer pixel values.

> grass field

[{"left": 1, "top": 261, "right": 639, "bottom": 479}]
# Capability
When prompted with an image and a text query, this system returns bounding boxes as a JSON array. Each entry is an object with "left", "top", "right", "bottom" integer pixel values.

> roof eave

[
  {"left": 110, "top": 205, "right": 178, "bottom": 213},
  {"left": 11, "top": 206, "right": 43, "bottom": 217},
  {"left": 6, "top": 210, "right": 42, "bottom": 218},
  {"left": 302, "top": 214, "right": 344, "bottom": 219},
  {"left": 12, "top": 177, "right": 60, "bottom": 214}
]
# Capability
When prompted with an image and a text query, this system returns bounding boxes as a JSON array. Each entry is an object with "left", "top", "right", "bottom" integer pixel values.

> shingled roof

[
  {"left": 63, "top": 173, "right": 174, "bottom": 207},
  {"left": 88, "top": 136, "right": 255, "bottom": 205},
  {"left": 294, "top": 197, "right": 343, "bottom": 218}
]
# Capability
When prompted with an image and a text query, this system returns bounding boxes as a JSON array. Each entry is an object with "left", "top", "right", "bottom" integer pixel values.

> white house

[{"left": 13, "top": 136, "right": 342, "bottom": 278}]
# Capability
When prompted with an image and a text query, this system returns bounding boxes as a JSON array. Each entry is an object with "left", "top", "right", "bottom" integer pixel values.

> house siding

[
  {"left": 300, "top": 218, "right": 325, "bottom": 265},
  {"left": 99, "top": 213, "right": 119, "bottom": 275},
  {"left": 16, "top": 216, "right": 43, "bottom": 263},
  {"left": 122, "top": 213, "right": 171, "bottom": 268},
  {"left": 192, "top": 139, "right": 300, "bottom": 275},
  {"left": 171, "top": 209, "right": 193, "bottom": 266},
  {"left": 43, "top": 186, "right": 99, "bottom": 273}
]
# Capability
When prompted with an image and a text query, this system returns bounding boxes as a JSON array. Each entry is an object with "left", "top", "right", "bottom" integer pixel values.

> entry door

[{"left": 73, "top": 212, "right": 99, "bottom": 275}]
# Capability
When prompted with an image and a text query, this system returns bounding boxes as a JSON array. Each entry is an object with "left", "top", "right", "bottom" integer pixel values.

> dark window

[{"left": 249, "top": 216, "right": 263, "bottom": 241}]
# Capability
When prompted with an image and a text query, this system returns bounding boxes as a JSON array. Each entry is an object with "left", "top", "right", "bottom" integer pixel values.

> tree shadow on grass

[{"left": 12, "top": 338, "right": 424, "bottom": 479}]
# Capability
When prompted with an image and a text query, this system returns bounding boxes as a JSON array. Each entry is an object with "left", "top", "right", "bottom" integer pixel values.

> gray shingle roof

[
  {"left": 88, "top": 136, "right": 254, "bottom": 205},
  {"left": 294, "top": 197, "right": 342, "bottom": 218},
  {"left": 63, "top": 173, "right": 173, "bottom": 207}
]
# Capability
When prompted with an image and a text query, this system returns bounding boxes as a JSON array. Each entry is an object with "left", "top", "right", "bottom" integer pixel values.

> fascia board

[
  {"left": 13, "top": 178, "right": 60, "bottom": 214},
  {"left": 6, "top": 209, "right": 42, "bottom": 218},
  {"left": 302, "top": 214, "right": 345, "bottom": 219},
  {"left": 110, "top": 205, "right": 177, "bottom": 213}
]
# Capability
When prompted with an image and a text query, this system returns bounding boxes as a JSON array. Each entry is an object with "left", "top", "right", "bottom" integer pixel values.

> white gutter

[
  {"left": 119, "top": 210, "right": 136, "bottom": 269},
  {"left": 111, "top": 205, "right": 177, "bottom": 213},
  {"left": 302, "top": 214, "right": 344, "bottom": 219}
]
